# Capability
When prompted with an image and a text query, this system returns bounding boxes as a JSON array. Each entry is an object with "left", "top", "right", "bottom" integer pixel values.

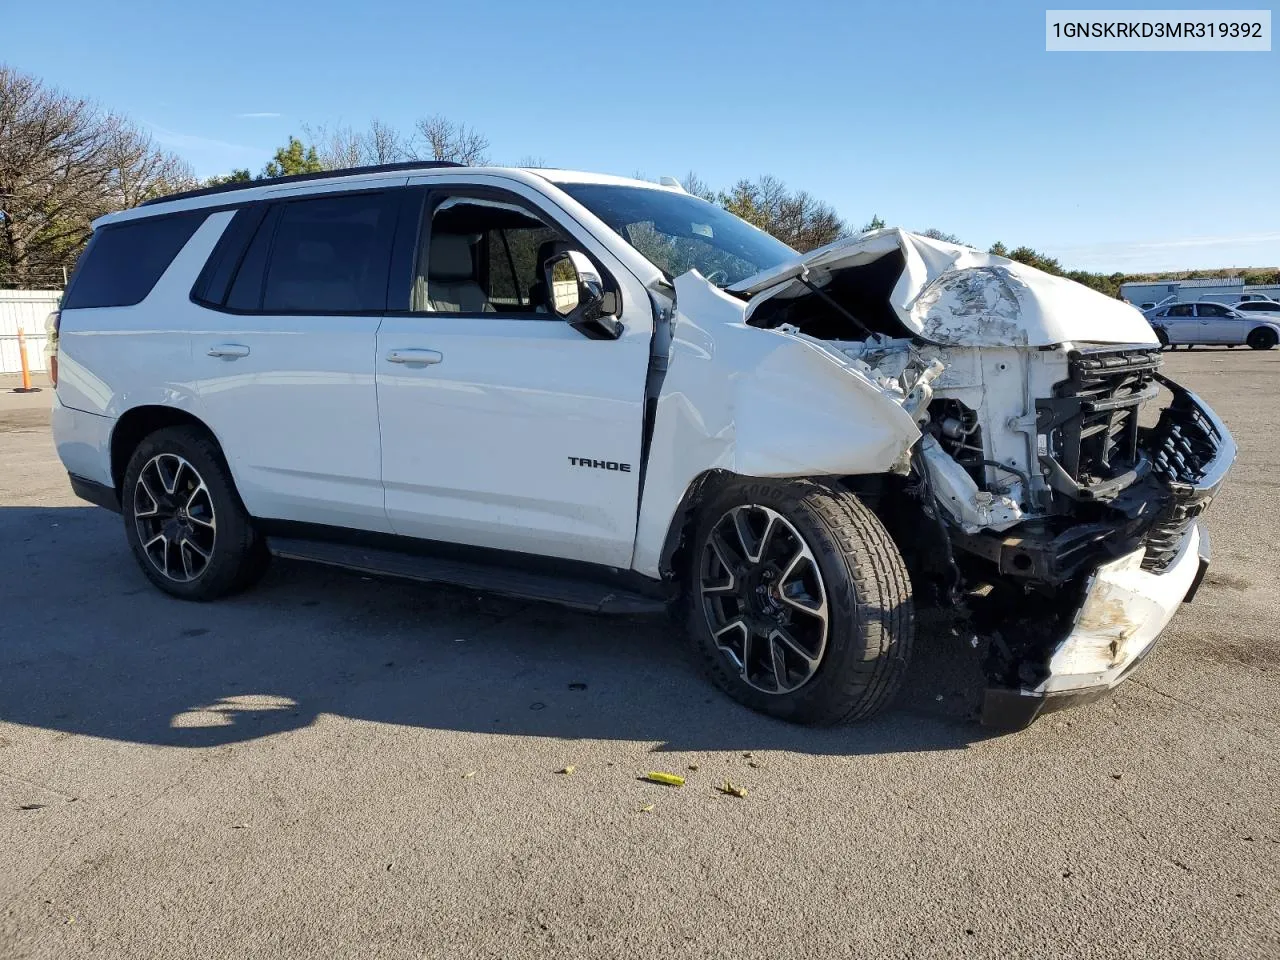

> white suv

[{"left": 50, "top": 162, "right": 1235, "bottom": 729}]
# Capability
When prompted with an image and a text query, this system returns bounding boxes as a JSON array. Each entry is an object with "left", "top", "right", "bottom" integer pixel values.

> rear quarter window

[{"left": 63, "top": 212, "right": 207, "bottom": 309}]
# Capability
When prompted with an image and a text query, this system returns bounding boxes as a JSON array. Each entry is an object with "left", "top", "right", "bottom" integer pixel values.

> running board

[{"left": 267, "top": 537, "right": 667, "bottom": 615}]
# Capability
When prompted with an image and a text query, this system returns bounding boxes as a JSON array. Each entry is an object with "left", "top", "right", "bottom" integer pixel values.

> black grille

[
  {"left": 1140, "top": 399, "right": 1220, "bottom": 571},
  {"left": 1038, "top": 348, "right": 1162, "bottom": 488}
]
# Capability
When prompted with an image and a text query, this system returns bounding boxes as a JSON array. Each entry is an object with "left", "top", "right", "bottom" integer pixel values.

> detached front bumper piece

[{"left": 983, "top": 380, "right": 1234, "bottom": 730}]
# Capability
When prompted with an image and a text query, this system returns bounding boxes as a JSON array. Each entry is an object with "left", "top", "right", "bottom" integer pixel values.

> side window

[
  {"left": 192, "top": 204, "right": 270, "bottom": 306},
  {"left": 262, "top": 193, "right": 398, "bottom": 312},
  {"left": 218, "top": 191, "right": 399, "bottom": 313},
  {"left": 63, "top": 212, "right": 207, "bottom": 309},
  {"left": 1168, "top": 304, "right": 1194, "bottom": 317},
  {"left": 410, "top": 193, "right": 569, "bottom": 315},
  {"left": 1197, "top": 303, "right": 1228, "bottom": 317}
]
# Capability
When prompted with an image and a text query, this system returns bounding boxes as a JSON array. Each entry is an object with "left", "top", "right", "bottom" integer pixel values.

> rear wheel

[
  {"left": 1247, "top": 327, "right": 1278, "bottom": 350},
  {"left": 122, "top": 426, "right": 269, "bottom": 600},
  {"left": 683, "top": 478, "right": 914, "bottom": 725}
]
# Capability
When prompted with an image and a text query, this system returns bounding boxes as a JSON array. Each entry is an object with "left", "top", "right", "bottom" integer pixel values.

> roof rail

[{"left": 140, "top": 160, "right": 466, "bottom": 207}]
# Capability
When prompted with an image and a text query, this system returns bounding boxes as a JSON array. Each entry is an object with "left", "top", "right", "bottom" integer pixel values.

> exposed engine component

[{"left": 919, "top": 436, "right": 1024, "bottom": 534}]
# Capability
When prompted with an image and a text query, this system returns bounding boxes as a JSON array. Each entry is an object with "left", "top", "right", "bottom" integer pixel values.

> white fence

[{"left": 0, "top": 289, "right": 61, "bottom": 374}]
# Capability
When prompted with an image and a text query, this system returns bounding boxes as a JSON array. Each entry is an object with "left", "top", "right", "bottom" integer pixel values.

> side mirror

[{"left": 543, "top": 250, "right": 622, "bottom": 340}]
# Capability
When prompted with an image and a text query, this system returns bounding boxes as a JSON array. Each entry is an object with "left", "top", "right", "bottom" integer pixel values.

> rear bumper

[{"left": 69, "top": 473, "right": 121, "bottom": 513}]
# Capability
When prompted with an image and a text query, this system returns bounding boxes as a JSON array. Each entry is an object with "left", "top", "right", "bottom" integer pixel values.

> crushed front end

[
  {"left": 833, "top": 338, "right": 1234, "bottom": 729},
  {"left": 740, "top": 230, "right": 1236, "bottom": 729},
  {"left": 969, "top": 354, "right": 1234, "bottom": 728}
]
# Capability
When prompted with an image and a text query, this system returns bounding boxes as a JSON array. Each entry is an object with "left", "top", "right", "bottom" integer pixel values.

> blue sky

[{"left": 6, "top": 0, "right": 1277, "bottom": 271}]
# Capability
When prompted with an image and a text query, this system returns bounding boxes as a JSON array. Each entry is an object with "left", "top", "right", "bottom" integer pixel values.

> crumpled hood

[{"left": 732, "top": 227, "right": 1157, "bottom": 348}]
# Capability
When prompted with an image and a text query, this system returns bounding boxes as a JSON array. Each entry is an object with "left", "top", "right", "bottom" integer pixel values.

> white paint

[
  {"left": 734, "top": 228, "right": 1159, "bottom": 348},
  {"left": 1039, "top": 522, "right": 1204, "bottom": 694},
  {"left": 629, "top": 272, "right": 921, "bottom": 576}
]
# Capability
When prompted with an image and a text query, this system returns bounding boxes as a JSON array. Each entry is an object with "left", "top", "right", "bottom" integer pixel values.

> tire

[
  {"left": 121, "top": 425, "right": 269, "bottom": 600},
  {"left": 682, "top": 477, "right": 914, "bottom": 726},
  {"left": 1247, "top": 327, "right": 1278, "bottom": 350},
  {"left": 1154, "top": 327, "right": 1169, "bottom": 348}
]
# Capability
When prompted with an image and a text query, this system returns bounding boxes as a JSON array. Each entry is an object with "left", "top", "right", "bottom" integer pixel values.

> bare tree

[
  {"left": 303, "top": 121, "right": 362, "bottom": 170},
  {"left": 304, "top": 118, "right": 410, "bottom": 170},
  {"left": 0, "top": 64, "right": 193, "bottom": 286},
  {"left": 365, "top": 118, "right": 408, "bottom": 164},
  {"left": 412, "top": 115, "right": 489, "bottom": 165}
]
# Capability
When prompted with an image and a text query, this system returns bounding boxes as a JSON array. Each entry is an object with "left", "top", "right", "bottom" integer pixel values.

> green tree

[
  {"left": 261, "top": 136, "right": 323, "bottom": 179},
  {"left": 920, "top": 227, "right": 965, "bottom": 245},
  {"left": 204, "top": 169, "right": 251, "bottom": 187},
  {"left": 988, "top": 241, "right": 1008, "bottom": 257},
  {"left": 859, "top": 214, "right": 886, "bottom": 233},
  {"left": 1006, "top": 245, "right": 1062, "bottom": 275}
]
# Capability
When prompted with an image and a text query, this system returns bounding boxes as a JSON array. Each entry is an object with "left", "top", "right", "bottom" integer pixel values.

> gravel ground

[{"left": 1, "top": 354, "right": 1277, "bottom": 960}]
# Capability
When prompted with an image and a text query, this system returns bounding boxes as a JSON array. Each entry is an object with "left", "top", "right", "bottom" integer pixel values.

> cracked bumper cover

[{"left": 982, "top": 384, "right": 1233, "bottom": 730}]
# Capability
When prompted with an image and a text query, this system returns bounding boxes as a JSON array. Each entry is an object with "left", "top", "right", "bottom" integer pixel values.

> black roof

[{"left": 141, "top": 160, "right": 465, "bottom": 207}]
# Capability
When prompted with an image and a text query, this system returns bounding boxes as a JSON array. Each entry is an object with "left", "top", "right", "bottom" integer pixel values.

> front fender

[{"left": 630, "top": 272, "right": 921, "bottom": 578}]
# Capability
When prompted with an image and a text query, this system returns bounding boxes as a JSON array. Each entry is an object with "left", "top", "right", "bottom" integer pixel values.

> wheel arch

[
  {"left": 656, "top": 469, "right": 919, "bottom": 582},
  {"left": 110, "top": 405, "right": 225, "bottom": 495}
]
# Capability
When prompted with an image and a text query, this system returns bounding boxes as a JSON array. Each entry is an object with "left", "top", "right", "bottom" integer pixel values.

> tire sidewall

[
  {"left": 1248, "top": 327, "right": 1278, "bottom": 350},
  {"left": 122, "top": 426, "right": 258, "bottom": 600},
  {"left": 684, "top": 478, "right": 903, "bottom": 724}
]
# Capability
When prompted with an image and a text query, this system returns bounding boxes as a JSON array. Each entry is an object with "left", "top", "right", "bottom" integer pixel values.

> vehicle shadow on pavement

[{"left": 0, "top": 505, "right": 998, "bottom": 757}]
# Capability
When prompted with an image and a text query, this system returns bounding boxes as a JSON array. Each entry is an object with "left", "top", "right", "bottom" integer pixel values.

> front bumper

[{"left": 982, "top": 380, "right": 1233, "bottom": 730}]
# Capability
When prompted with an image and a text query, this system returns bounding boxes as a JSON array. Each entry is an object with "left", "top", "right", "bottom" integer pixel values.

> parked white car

[
  {"left": 1231, "top": 299, "right": 1280, "bottom": 320},
  {"left": 48, "top": 163, "right": 1234, "bottom": 730},
  {"left": 1147, "top": 301, "right": 1280, "bottom": 349}
]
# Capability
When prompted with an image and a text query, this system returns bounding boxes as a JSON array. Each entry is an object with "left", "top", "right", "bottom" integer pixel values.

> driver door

[
  {"left": 374, "top": 182, "right": 654, "bottom": 568},
  {"left": 1194, "top": 303, "right": 1244, "bottom": 344}
]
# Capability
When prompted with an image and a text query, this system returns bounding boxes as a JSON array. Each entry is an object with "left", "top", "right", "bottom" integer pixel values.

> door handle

[
  {"left": 207, "top": 343, "right": 250, "bottom": 359},
  {"left": 386, "top": 349, "right": 443, "bottom": 365}
]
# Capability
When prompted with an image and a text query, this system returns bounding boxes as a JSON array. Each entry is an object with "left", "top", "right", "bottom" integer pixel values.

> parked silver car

[{"left": 1147, "top": 302, "right": 1280, "bottom": 350}]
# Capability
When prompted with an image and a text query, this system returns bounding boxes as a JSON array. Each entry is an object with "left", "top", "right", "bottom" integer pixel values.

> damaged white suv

[{"left": 50, "top": 163, "right": 1234, "bottom": 729}]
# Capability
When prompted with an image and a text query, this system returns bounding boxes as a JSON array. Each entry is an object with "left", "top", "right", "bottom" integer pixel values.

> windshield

[{"left": 558, "top": 183, "right": 797, "bottom": 287}]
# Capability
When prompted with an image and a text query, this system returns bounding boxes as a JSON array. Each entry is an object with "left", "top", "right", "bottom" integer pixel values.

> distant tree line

[{"left": 3, "top": 63, "right": 1273, "bottom": 298}]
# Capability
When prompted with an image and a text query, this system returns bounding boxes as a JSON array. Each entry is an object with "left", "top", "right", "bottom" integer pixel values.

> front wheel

[
  {"left": 1247, "top": 327, "right": 1278, "bottom": 350},
  {"left": 122, "top": 426, "right": 269, "bottom": 600},
  {"left": 683, "top": 478, "right": 914, "bottom": 725},
  {"left": 1154, "top": 327, "right": 1170, "bottom": 348}
]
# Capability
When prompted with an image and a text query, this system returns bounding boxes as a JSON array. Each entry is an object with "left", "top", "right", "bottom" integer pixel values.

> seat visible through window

[
  {"left": 410, "top": 194, "right": 572, "bottom": 315},
  {"left": 425, "top": 234, "right": 492, "bottom": 313}
]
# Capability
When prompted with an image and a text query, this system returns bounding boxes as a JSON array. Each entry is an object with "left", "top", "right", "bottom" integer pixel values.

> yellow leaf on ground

[{"left": 640, "top": 771, "right": 685, "bottom": 787}]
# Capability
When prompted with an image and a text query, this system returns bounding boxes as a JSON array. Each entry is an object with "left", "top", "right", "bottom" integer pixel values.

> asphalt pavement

[{"left": 1, "top": 355, "right": 1277, "bottom": 960}]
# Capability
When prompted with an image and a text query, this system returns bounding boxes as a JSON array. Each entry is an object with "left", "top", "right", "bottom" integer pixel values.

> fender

[{"left": 630, "top": 271, "right": 922, "bottom": 578}]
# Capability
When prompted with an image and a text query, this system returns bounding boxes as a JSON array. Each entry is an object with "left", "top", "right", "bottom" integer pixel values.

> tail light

[{"left": 45, "top": 310, "right": 60, "bottom": 387}]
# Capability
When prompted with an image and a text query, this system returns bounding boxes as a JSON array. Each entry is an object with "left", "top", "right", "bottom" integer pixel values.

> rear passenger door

[
  {"left": 1162, "top": 304, "right": 1195, "bottom": 343},
  {"left": 375, "top": 180, "right": 653, "bottom": 568},
  {"left": 189, "top": 186, "right": 406, "bottom": 531}
]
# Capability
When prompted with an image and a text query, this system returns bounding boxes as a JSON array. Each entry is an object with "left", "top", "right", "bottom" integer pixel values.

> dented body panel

[
  {"left": 642, "top": 230, "right": 1234, "bottom": 728},
  {"left": 630, "top": 272, "right": 921, "bottom": 577},
  {"left": 1046, "top": 523, "right": 1204, "bottom": 693},
  {"left": 736, "top": 228, "right": 1158, "bottom": 348}
]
